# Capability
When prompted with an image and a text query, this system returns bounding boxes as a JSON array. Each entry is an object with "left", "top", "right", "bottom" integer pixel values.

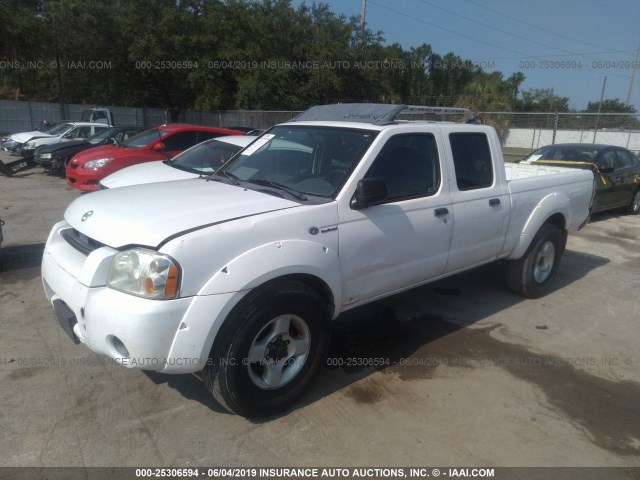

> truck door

[
  {"left": 444, "top": 131, "right": 510, "bottom": 273},
  {"left": 338, "top": 132, "right": 453, "bottom": 306}
]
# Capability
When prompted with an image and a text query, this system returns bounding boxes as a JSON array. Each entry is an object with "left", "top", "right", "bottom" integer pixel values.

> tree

[
  {"left": 516, "top": 88, "right": 570, "bottom": 112},
  {"left": 457, "top": 72, "right": 514, "bottom": 141},
  {"left": 584, "top": 98, "right": 636, "bottom": 113}
]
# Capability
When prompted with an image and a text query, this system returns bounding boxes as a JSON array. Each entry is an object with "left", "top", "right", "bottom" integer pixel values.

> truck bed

[{"left": 504, "top": 162, "right": 584, "bottom": 180}]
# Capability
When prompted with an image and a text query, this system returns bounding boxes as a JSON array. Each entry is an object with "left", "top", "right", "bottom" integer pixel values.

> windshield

[
  {"left": 87, "top": 127, "right": 118, "bottom": 145},
  {"left": 38, "top": 122, "right": 61, "bottom": 133},
  {"left": 221, "top": 125, "right": 378, "bottom": 198},
  {"left": 47, "top": 123, "right": 74, "bottom": 136},
  {"left": 172, "top": 139, "right": 243, "bottom": 174},
  {"left": 525, "top": 146, "right": 600, "bottom": 163},
  {"left": 123, "top": 128, "right": 169, "bottom": 148}
]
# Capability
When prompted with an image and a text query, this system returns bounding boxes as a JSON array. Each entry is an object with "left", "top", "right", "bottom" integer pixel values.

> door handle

[
  {"left": 434, "top": 207, "right": 449, "bottom": 217},
  {"left": 489, "top": 198, "right": 501, "bottom": 206}
]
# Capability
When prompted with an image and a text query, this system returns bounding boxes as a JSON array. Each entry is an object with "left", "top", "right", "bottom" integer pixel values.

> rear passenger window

[
  {"left": 616, "top": 150, "right": 637, "bottom": 168},
  {"left": 365, "top": 133, "right": 440, "bottom": 201},
  {"left": 449, "top": 133, "right": 493, "bottom": 190}
]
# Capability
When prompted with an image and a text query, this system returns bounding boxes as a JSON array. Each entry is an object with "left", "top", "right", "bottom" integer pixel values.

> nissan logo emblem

[{"left": 81, "top": 210, "right": 94, "bottom": 222}]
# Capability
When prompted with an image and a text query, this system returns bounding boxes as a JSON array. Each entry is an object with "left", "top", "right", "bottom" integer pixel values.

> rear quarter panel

[{"left": 502, "top": 164, "right": 594, "bottom": 259}]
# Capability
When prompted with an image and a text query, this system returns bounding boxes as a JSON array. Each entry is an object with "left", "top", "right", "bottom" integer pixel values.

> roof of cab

[{"left": 288, "top": 103, "right": 476, "bottom": 125}]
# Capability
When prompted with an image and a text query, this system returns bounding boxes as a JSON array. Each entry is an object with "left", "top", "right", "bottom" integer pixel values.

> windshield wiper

[
  {"left": 247, "top": 179, "right": 308, "bottom": 201},
  {"left": 169, "top": 162, "right": 200, "bottom": 174},
  {"left": 208, "top": 170, "right": 241, "bottom": 185}
]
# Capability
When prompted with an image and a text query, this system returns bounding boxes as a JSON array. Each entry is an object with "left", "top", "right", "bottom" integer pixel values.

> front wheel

[
  {"left": 505, "top": 223, "right": 566, "bottom": 298},
  {"left": 626, "top": 189, "right": 640, "bottom": 215},
  {"left": 202, "top": 279, "right": 330, "bottom": 417}
]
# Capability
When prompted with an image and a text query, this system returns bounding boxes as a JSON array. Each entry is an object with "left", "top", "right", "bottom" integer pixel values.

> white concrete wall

[{"left": 503, "top": 128, "right": 640, "bottom": 153}]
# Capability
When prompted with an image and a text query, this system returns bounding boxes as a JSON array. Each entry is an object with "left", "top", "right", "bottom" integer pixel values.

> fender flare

[
  {"left": 185, "top": 239, "right": 341, "bottom": 368},
  {"left": 199, "top": 238, "right": 342, "bottom": 311},
  {"left": 506, "top": 192, "right": 569, "bottom": 260}
]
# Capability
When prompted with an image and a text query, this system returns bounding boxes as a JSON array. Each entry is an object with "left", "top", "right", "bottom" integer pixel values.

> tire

[
  {"left": 505, "top": 223, "right": 567, "bottom": 299},
  {"left": 626, "top": 189, "right": 640, "bottom": 215},
  {"left": 202, "top": 279, "right": 330, "bottom": 417}
]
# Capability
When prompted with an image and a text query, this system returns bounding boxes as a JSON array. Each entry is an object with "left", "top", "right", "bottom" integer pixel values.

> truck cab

[{"left": 81, "top": 107, "right": 114, "bottom": 127}]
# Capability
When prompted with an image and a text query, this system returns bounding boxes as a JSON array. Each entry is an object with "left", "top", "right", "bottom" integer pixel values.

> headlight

[
  {"left": 39, "top": 153, "right": 53, "bottom": 159},
  {"left": 84, "top": 157, "right": 113, "bottom": 168},
  {"left": 107, "top": 248, "right": 180, "bottom": 299}
]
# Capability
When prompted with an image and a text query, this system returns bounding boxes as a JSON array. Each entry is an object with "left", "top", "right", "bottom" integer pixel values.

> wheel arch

[
  {"left": 203, "top": 274, "right": 333, "bottom": 388},
  {"left": 507, "top": 193, "right": 569, "bottom": 260}
]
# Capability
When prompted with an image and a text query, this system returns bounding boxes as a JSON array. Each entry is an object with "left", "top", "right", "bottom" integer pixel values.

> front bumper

[
  {"left": 66, "top": 166, "right": 102, "bottom": 191},
  {"left": 42, "top": 222, "right": 238, "bottom": 372},
  {"left": 34, "top": 154, "right": 56, "bottom": 166}
]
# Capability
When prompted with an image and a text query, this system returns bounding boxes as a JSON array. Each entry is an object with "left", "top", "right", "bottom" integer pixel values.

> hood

[
  {"left": 11, "top": 131, "right": 54, "bottom": 143},
  {"left": 39, "top": 139, "right": 87, "bottom": 154},
  {"left": 64, "top": 179, "right": 300, "bottom": 248},
  {"left": 71, "top": 144, "right": 146, "bottom": 164},
  {"left": 100, "top": 161, "right": 196, "bottom": 189}
]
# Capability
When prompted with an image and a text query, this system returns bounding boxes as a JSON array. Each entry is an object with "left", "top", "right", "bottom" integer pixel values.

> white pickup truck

[{"left": 42, "top": 104, "right": 595, "bottom": 417}]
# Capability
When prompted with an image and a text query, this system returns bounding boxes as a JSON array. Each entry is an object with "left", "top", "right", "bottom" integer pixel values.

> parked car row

[
  {"left": 66, "top": 124, "right": 244, "bottom": 191},
  {"left": 4, "top": 117, "right": 639, "bottom": 216},
  {"left": 1, "top": 121, "right": 252, "bottom": 186},
  {"left": 35, "top": 125, "right": 148, "bottom": 171}
]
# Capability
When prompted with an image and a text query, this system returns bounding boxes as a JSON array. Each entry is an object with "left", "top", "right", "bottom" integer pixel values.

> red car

[{"left": 66, "top": 124, "right": 242, "bottom": 191}]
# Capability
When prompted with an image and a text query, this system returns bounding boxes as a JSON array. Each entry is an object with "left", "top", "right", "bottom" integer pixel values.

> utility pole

[
  {"left": 360, "top": 0, "right": 366, "bottom": 30},
  {"left": 593, "top": 76, "right": 607, "bottom": 143},
  {"left": 625, "top": 44, "right": 639, "bottom": 107}
]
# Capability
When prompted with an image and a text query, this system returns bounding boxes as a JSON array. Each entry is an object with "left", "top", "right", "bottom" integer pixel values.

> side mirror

[
  {"left": 352, "top": 178, "right": 387, "bottom": 209},
  {"left": 152, "top": 142, "right": 165, "bottom": 152},
  {"left": 63, "top": 133, "right": 74, "bottom": 139},
  {"left": 598, "top": 166, "right": 614, "bottom": 174}
]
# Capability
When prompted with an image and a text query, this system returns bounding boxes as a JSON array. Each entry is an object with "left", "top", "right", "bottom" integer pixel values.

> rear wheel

[
  {"left": 626, "top": 189, "right": 640, "bottom": 215},
  {"left": 202, "top": 279, "right": 330, "bottom": 417},
  {"left": 505, "top": 223, "right": 566, "bottom": 298}
]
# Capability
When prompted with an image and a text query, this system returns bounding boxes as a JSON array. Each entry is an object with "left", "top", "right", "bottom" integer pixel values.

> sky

[{"left": 293, "top": 0, "right": 640, "bottom": 111}]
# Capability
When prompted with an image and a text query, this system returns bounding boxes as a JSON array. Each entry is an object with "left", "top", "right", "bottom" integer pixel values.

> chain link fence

[
  {"left": 2, "top": 101, "right": 639, "bottom": 160},
  {"left": 0, "top": 100, "right": 301, "bottom": 135},
  {"left": 479, "top": 111, "right": 640, "bottom": 160}
]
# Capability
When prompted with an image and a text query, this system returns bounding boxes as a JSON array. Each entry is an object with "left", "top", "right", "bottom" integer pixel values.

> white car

[
  {"left": 14, "top": 122, "right": 110, "bottom": 157},
  {"left": 42, "top": 103, "right": 595, "bottom": 417},
  {"left": 98, "top": 135, "right": 256, "bottom": 189}
]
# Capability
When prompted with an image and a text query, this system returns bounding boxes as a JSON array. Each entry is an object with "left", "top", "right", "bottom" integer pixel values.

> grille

[{"left": 61, "top": 228, "right": 105, "bottom": 255}]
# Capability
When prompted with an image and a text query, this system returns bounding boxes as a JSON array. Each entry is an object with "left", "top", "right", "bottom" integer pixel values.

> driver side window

[
  {"left": 598, "top": 151, "right": 618, "bottom": 170},
  {"left": 364, "top": 133, "right": 440, "bottom": 202}
]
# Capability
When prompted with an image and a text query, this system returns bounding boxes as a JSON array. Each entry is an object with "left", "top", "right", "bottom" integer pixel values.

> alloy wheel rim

[
  {"left": 247, "top": 314, "right": 311, "bottom": 390},
  {"left": 534, "top": 241, "right": 556, "bottom": 283}
]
